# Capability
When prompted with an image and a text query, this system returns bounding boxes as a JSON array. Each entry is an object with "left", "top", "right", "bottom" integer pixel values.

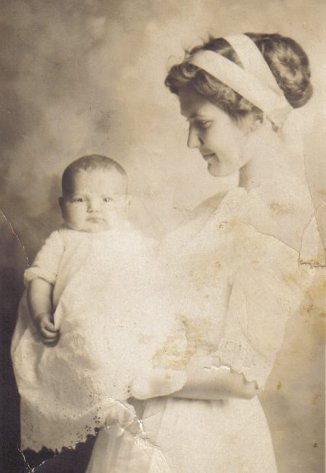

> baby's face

[{"left": 60, "top": 168, "right": 128, "bottom": 232}]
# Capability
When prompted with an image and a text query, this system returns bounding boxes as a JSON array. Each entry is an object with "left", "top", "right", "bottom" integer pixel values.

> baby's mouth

[{"left": 87, "top": 216, "right": 105, "bottom": 223}]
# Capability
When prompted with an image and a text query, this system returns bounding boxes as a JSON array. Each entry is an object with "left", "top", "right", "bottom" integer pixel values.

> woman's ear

[{"left": 240, "top": 113, "right": 264, "bottom": 135}]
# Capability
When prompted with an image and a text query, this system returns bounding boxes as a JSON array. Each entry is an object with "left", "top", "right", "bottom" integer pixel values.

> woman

[{"left": 87, "top": 33, "right": 319, "bottom": 473}]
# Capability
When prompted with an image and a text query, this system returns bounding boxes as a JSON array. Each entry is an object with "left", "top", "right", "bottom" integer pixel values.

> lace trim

[
  {"left": 20, "top": 397, "right": 117, "bottom": 452},
  {"left": 213, "top": 338, "right": 274, "bottom": 388}
]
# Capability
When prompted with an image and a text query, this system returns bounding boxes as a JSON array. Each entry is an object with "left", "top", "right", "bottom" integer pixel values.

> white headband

[{"left": 188, "top": 34, "right": 292, "bottom": 127}]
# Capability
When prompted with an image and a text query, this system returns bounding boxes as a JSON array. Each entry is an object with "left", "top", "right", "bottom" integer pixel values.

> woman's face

[{"left": 179, "top": 87, "right": 251, "bottom": 177}]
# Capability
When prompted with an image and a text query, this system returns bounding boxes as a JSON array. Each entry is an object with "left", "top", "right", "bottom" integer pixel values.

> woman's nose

[{"left": 187, "top": 125, "right": 202, "bottom": 148}]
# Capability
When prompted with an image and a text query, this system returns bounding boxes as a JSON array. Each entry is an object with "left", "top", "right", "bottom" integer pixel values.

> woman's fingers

[
  {"left": 105, "top": 400, "right": 136, "bottom": 429},
  {"left": 131, "top": 369, "right": 187, "bottom": 399}
]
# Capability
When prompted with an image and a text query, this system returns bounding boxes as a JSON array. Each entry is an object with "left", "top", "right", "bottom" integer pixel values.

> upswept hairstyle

[
  {"left": 62, "top": 154, "right": 127, "bottom": 197},
  {"left": 165, "top": 33, "right": 313, "bottom": 121}
]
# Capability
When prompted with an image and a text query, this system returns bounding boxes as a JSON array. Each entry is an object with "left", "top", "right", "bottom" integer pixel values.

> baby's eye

[
  {"left": 72, "top": 197, "right": 84, "bottom": 203},
  {"left": 102, "top": 197, "right": 113, "bottom": 203}
]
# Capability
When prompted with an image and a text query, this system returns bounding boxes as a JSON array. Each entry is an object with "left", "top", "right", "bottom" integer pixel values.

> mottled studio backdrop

[{"left": 0, "top": 1, "right": 325, "bottom": 472}]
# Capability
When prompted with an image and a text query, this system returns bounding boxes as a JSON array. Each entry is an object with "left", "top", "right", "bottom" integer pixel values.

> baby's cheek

[{"left": 105, "top": 209, "right": 125, "bottom": 223}]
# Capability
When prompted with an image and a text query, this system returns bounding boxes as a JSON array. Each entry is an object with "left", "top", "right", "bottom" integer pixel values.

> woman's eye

[
  {"left": 103, "top": 197, "right": 112, "bottom": 203},
  {"left": 72, "top": 197, "right": 84, "bottom": 203},
  {"left": 197, "top": 120, "right": 211, "bottom": 129}
]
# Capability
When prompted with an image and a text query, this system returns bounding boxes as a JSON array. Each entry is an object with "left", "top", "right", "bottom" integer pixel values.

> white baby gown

[
  {"left": 11, "top": 224, "right": 187, "bottom": 453},
  {"left": 87, "top": 174, "right": 315, "bottom": 473}
]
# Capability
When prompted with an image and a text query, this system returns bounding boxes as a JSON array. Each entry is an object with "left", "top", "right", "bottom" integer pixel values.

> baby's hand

[
  {"left": 131, "top": 369, "right": 187, "bottom": 400},
  {"left": 34, "top": 312, "right": 60, "bottom": 346}
]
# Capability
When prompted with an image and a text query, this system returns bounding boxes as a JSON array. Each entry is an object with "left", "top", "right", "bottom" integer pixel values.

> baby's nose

[{"left": 87, "top": 198, "right": 101, "bottom": 212}]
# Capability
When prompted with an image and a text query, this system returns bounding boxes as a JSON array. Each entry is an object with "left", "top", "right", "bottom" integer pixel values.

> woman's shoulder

[
  {"left": 169, "top": 191, "right": 231, "bottom": 237},
  {"left": 191, "top": 191, "right": 229, "bottom": 218},
  {"left": 200, "top": 186, "right": 300, "bottom": 266},
  {"left": 190, "top": 186, "right": 259, "bottom": 234}
]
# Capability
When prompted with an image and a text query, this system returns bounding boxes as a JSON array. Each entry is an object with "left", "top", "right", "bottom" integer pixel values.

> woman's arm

[
  {"left": 131, "top": 365, "right": 258, "bottom": 401},
  {"left": 172, "top": 365, "right": 259, "bottom": 400},
  {"left": 27, "top": 278, "right": 59, "bottom": 345}
]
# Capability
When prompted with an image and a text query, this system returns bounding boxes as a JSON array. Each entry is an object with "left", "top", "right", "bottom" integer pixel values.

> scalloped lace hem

[{"left": 21, "top": 399, "right": 123, "bottom": 453}]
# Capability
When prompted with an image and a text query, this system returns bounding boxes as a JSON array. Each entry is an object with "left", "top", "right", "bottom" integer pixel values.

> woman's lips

[{"left": 202, "top": 153, "right": 218, "bottom": 162}]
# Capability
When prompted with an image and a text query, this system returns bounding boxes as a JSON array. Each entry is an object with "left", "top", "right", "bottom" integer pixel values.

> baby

[
  {"left": 11, "top": 155, "right": 187, "bottom": 454},
  {"left": 28, "top": 154, "right": 130, "bottom": 346}
]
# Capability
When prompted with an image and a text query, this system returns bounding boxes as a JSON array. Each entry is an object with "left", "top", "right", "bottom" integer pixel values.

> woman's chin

[
  {"left": 207, "top": 162, "right": 238, "bottom": 178},
  {"left": 207, "top": 163, "right": 225, "bottom": 177}
]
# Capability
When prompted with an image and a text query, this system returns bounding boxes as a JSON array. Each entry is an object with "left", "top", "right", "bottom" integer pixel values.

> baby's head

[{"left": 59, "top": 154, "right": 129, "bottom": 232}]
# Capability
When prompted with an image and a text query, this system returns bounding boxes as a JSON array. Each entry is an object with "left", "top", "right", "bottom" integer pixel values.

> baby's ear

[
  {"left": 118, "top": 195, "right": 130, "bottom": 207},
  {"left": 58, "top": 197, "right": 65, "bottom": 215}
]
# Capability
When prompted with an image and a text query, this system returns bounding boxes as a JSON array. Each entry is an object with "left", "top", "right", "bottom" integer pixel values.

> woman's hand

[
  {"left": 130, "top": 369, "right": 187, "bottom": 400},
  {"left": 172, "top": 366, "right": 259, "bottom": 401},
  {"left": 104, "top": 400, "right": 140, "bottom": 437},
  {"left": 33, "top": 312, "right": 60, "bottom": 345}
]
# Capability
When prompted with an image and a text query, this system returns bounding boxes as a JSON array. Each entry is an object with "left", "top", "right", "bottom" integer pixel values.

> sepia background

[{"left": 0, "top": 0, "right": 325, "bottom": 472}]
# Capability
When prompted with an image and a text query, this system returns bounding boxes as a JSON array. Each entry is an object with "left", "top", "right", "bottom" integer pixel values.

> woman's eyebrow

[{"left": 187, "top": 113, "right": 209, "bottom": 121}]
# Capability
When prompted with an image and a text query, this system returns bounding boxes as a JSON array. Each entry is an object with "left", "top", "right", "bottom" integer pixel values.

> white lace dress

[
  {"left": 11, "top": 224, "right": 187, "bottom": 452},
  {"left": 86, "top": 182, "right": 315, "bottom": 473}
]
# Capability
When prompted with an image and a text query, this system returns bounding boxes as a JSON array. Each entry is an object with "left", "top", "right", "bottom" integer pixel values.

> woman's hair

[
  {"left": 62, "top": 154, "right": 127, "bottom": 197},
  {"left": 165, "top": 33, "right": 313, "bottom": 121}
]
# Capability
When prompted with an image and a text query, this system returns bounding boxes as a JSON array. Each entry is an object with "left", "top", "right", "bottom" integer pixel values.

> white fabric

[
  {"left": 161, "top": 185, "right": 309, "bottom": 385},
  {"left": 85, "top": 72, "right": 321, "bottom": 472},
  {"left": 237, "top": 121, "right": 323, "bottom": 260},
  {"left": 224, "top": 34, "right": 284, "bottom": 98},
  {"left": 86, "top": 180, "right": 312, "bottom": 473},
  {"left": 11, "top": 225, "right": 187, "bottom": 452},
  {"left": 90, "top": 397, "right": 279, "bottom": 473},
  {"left": 188, "top": 42, "right": 292, "bottom": 127}
]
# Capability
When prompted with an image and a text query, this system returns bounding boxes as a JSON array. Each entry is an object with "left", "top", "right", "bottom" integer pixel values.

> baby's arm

[
  {"left": 24, "top": 229, "right": 66, "bottom": 345},
  {"left": 27, "top": 278, "right": 59, "bottom": 345}
]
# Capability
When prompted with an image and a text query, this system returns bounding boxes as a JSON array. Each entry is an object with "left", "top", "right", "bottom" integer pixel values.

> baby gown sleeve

[
  {"left": 12, "top": 229, "right": 65, "bottom": 357},
  {"left": 24, "top": 229, "right": 65, "bottom": 285}
]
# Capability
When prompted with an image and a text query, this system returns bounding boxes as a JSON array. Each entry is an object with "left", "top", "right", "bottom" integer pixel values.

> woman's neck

[{"left": 239, "top": 123, "right": 291, "bottom": 190}]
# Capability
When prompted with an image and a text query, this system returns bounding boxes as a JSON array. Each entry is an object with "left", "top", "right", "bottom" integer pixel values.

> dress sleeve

[
  {"left": 214, "top": 221, "right": 310, "bottom": 388},
  {"left": 24, "top": 230, "right": 65, "bottom": 286}
]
